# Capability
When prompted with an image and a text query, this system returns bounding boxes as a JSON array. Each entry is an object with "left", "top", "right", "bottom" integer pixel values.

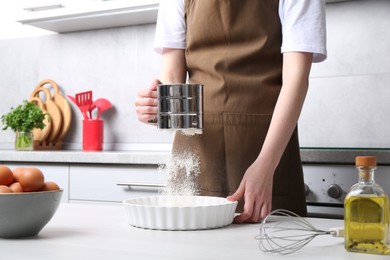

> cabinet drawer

[
  {"left": 3, "top": 162, "right": 69, "bottom": 202},
  {"left": 69, "top": 164, "right": 166, "bottom": 202}
]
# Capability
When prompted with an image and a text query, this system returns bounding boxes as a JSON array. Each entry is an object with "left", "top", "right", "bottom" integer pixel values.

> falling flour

[
  {"left": 159, "top": 150, "right": 201, "bottom": 199},
  {"left": 158, "top": 128, "right": 203, "bottom": 137},
  {"left": 179, "top": 129, "right": 203, "bottom": 136},
  {"left": 156, "top": 128, "right": 203, "bottom": 206}
]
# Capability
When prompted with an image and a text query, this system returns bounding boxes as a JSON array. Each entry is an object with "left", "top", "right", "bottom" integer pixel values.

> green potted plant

[{"left": 1, "top": 100, "right": 47, "bottom": 151}]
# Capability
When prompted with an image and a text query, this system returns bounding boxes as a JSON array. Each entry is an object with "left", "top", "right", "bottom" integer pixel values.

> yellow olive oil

[
  {"left": 344, "top": 156, "right": 390, "bottom": 255},
  {"left": 344, "top": 195, "right": 390, "bottom": 254}
]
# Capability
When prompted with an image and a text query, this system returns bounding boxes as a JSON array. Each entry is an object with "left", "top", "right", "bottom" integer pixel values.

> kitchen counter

[
  {"left": 2, "top": 147, "right": 390, "bottom": 165},
  {"left": 0, "top": 203, "right": 385, "bottom": 260},
  {"left": 300, "top": 148, "right": 390, "bottom": 165},
  {"left": 0, "top": 149, "right": 171, "bottom": 165}
]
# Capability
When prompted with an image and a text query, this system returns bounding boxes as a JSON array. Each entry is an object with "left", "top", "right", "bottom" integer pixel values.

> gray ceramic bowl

[{"left": 0, "top": 189, "right": 63, "bottom": 238}]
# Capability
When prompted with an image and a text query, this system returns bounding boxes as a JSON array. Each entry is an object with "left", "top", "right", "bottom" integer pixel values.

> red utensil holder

[{"left": 83, "top": 119, "right": 103, "bottom": 151}]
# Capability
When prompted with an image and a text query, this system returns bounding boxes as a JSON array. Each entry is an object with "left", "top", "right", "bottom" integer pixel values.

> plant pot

[{"left": 15, "top": 131, "right": 33, "bottom": 151}]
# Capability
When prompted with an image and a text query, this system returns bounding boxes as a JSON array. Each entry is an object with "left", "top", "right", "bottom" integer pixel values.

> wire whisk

[{"left": 255, "top": 209, "right": 344, "bottom": 255}]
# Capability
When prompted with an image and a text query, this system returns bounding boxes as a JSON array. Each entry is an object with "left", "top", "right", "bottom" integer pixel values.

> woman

[{"left": 135, "top": 0, "right": 327, "bottom": 223}]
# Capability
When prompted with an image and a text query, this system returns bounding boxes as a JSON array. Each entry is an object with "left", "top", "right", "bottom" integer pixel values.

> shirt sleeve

[
  {"left": 279, "top": 0, "right": 327, "bottom": 63},
  {"left": 154, "top": 0, "right": 186, "bottom": 54}
]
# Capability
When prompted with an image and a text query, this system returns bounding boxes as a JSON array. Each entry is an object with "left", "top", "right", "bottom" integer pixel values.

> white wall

[
  {"left": 299, "top": 0, "right": 390, "bottom": 148},
  {"left": 0, "top": 0, "right": 389, "bottom": 150},
  {"left": 0, "top": 23, "right": 174, "bottom": 150}
]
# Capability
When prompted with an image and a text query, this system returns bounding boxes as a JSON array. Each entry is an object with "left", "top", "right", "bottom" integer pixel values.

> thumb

[
  {"left": 227, "top": 183, "right": 245, "bottom": 202},
  {"left": 149, "top": 79, "right": 162, "bottom": 90}
]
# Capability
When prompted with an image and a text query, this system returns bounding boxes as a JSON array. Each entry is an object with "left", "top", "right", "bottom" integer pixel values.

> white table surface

[{"left": 0, "top": 203, "right": 387, "bottom": 260}]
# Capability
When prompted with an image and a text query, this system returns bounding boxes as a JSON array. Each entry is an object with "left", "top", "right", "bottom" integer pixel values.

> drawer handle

[
  {"left": 24, "top": 4, "right": 64, "bottom": 12},
  {"left": 117, "top": 182, "right": 166, "bottom": 188}
]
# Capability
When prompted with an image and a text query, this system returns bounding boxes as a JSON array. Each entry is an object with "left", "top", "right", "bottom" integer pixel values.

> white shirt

[{"left": 154, "top": 0, "right": 327, "bottom": 63}]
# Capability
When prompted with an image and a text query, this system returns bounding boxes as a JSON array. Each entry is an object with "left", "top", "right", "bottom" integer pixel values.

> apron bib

[{"left": 172, "top": 0, "right": 307, "bottom": 215}]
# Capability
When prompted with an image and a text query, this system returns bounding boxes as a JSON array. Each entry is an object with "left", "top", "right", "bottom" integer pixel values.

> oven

[{"left": 303, "top": 163, "right": 390, "bottom": 219}]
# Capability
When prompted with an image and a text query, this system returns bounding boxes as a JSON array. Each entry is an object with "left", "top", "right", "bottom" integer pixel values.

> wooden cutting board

[
  {"left": 31, "top": 87, "right": 63, "bottom": 144},
  {"left": 34, "top": 79, "right": 72, "bottom": 143},
  {"left": 29, "top": 97, "right": 52, "bottom": 143}
]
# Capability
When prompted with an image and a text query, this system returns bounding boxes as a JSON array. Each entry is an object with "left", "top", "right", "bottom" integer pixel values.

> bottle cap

[{"left": 355, "top": 156, "right": 377, "bottom": 167}]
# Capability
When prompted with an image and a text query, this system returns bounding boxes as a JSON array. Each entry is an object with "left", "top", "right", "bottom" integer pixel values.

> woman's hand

[
  {"left": 135, "top": 79, "right": 161, "bottom": 124},
  {"left": 227, "top": 52, "right": 314, "bottom": 224},
  {"left": 135, "top": 48, "right": 186, "bottom": 125},
  {"left": 227, "top": 158, "right": 274, "bottom": 223}
]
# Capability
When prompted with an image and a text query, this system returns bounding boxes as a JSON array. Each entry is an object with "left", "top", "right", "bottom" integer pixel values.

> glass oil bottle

[{"left": 344, "top": 156, "right": 390, "bottom": 255}]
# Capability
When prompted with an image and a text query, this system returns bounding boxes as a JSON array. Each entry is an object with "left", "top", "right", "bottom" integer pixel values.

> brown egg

[
  {"left": 0, "top": 166, "right": 14, "bottom": 186},
  {"left": 0, "top": 185, "right": 13, "bottom": 193},
  {"left": 19, "top": 168, "right": 45, "bottom": 192},
  {"left": 41, "top": 181, "right": 60, "bottom": 191},
  {"left": 12, "top": 167, "right": 25, "bottom": 182},
  {"left": 9, "top": 182, "right": 23, "bottom": 193}
]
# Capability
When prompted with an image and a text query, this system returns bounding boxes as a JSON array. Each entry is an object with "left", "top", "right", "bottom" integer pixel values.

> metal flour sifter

[{"left": 157, "top": 84, "right": 204, "bottom": 131}]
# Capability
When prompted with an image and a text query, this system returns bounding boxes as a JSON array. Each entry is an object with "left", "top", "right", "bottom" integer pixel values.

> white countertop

[
  {"left": 0, "top": 202, "right": 385, "bottom": 260},
  {"left": 2, "top": 148, "right": 390, "bottom": 165},
  {"left": 0, "top": 150, "right": 171, "bottom": 165}
]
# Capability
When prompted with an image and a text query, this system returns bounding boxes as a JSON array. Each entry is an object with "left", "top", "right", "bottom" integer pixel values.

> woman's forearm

[
  {"left": 159, "top": 48, "right": 187, "bottom": 83},
  {"left": 256, "top": 52, "right": 313, "bottom": 171}
]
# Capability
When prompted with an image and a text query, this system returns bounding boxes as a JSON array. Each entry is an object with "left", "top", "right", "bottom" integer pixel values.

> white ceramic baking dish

[{"left": 123, "top": 196, "right": 238, "bottom": 230}]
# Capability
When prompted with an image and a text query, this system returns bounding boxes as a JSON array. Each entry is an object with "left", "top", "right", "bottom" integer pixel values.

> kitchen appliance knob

[
  {"left": 327, "top": 184, "right": 343, "bottom": 199},
  {"left": 304, "top": 184, "right": 311, "bottom": 196}
]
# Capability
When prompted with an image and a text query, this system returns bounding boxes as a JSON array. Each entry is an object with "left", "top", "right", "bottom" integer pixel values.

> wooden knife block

[
  {"left": 33, "top": 140, "right": 62, "bottom": 151},
  {"left": 30, "top": 79, "right": 72, "bottom": 150}
]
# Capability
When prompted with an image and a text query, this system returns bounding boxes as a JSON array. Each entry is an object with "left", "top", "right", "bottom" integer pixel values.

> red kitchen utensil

[
  {"left": 66, "top": 95, "right": 77, "bottom": 105},
  {"left": 67, "top": 95, "right": 86, "bottom": 116},
  {"left": 83, "top": 119, "right": 103, "bottom": 151},
  {"left": 90, "top": 98, "right": 112, "bottom": 119},
  {"left": 75, "top": 91, "right": 93, "bottom": 119}
]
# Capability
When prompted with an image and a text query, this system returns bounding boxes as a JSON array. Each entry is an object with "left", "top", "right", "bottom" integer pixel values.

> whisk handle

[{"left": 329, "top": 226, "right": 344, "bottom": 237}]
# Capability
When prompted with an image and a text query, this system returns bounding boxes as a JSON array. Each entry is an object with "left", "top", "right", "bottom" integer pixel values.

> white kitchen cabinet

[
  {"left": 326, "top": 0, "right": 354, "bottom": 3},
  {"left": 17, "top": 0, "right": 160, "bottom": 33},
  {"left": 69, "top": 164, "right": 166, "bottom": 203},
  {"left": 1, "top": 150, "right": 169, "bottom": 204},
  {"left": 2, "top": 162, "right": 70, "bottom": 202}
]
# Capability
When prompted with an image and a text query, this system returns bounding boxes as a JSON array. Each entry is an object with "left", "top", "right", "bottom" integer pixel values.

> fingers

[
  {"left": 137, "top": 78, "right": 160, "bottom": 99},
  {"left": 227, "top": 184, "right": 244, "bottom": 202},
  {"left": 237, "top": 201, "right": 271, "bottom": 224},
  {"left": 134, "top": 79, "right": 160, "bottom": 124},
  {"left": 233, "top": 210, "right": 252, "bottom": 224},
  {"left": 234, "top": 201, "right": 267, "bottom": 224},
  {"left": 233, "top": 195, "right": 254, "bottom": 224},
  {"left": 260, "top": 204, "right": 271, "bottom": 221},
  {"left": 149, "top": 78, "right": 161, "bottom": 90},
  {"left": 134, "top": 96, "right": 157, "bottom": 107},
  {"left": 231, "top": 190, "right": 272, "bottom": 224},
  {"left": 135, "top": 103, "right": 157, "bottom": 124},
  {"left": 138, "top": 79, "right": 160, "bottom": 98},
  {"left": 134, "top": 96, "right": 158, "bottom": 123},
  {"left": 137, "top": 88, "right": 157, "bottom": 99},
  {"left": 227, "top": 184, "right": 246, "bottom": 223},
  {"left": 228, "top": 184, "right": 255, "bottom": 224}
]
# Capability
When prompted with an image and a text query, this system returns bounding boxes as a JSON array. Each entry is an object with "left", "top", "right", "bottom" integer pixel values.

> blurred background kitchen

[
  {"left": 0, "top": 0, "right": 389, "bottom": 150},
  {"left": 0, "top": 0, "right": 389, "bottom": 217}
]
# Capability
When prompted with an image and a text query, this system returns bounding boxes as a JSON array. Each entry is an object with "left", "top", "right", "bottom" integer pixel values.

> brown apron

[{"left": 172, "top": 0, "right": 307, "bottom": 216}]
